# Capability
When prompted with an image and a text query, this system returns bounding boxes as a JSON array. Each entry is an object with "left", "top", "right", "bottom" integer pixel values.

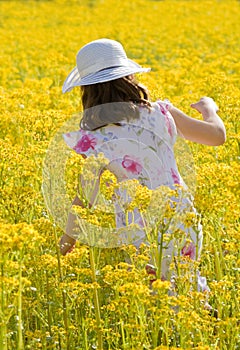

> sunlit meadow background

[{"left": 0, "top": 0, "right": 239, "bottom": 349}]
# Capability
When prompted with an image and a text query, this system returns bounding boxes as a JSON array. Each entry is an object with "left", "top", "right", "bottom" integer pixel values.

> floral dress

[{"left": 63, "top": 100, "right": 209, "bottom": 291}]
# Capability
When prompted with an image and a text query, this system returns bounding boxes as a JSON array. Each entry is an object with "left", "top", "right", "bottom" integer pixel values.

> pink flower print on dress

[
  {"left": 145, "top": 264, "right": 157, "bottom": 284},
  {"left": 164, "top": 114, "right": 173, "bottom": 138},
  {"left": 171, "top": 168, "right": 180, "bottom": 185},
  {"left": 122, "top": 155, "right": 142, "bottom": 175},
  {"left": 73, "top": 134, "right": 97, "bottom": 153},
  {"left": 181, "top": 241, "right": 196, "bottom": 260},
  {"left": 157, "top": 100, "right": 169, "bottom": 116}
]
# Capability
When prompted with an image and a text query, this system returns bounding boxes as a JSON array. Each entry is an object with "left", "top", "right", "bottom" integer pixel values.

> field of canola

[{"left": 0, "top": 0, "right": 239, "bottom": 349}]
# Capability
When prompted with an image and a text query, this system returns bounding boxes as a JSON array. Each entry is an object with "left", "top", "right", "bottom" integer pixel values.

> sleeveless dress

[{"left": 63, "top": 100, "right": 209, "bottom": 292}]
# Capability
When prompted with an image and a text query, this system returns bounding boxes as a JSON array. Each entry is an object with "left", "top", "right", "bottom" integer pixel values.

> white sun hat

[{"left": 62, "top": 38, "right": 151, "bottom": 93}]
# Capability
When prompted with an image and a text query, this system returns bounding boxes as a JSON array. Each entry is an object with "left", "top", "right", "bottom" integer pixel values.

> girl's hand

[
  {"left": 169, "top": 97, "right": 226, "bottom": 146},
  {"left": 191, "top": 97, "right": 218, "bottom": 120},
  {"left": 59, "top": 234, "right": 76, "bottom": 255}
]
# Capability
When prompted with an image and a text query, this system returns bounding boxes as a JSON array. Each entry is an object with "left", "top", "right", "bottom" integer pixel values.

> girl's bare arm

[
  {"left": 169, "top": 97, "right": 226, "bottom": 146},
  {"left": 59, "top": 196, "right": 84, "bottom": 255},
  {"left": 59, "top": 176, "right": 100, "bottom": 255}
]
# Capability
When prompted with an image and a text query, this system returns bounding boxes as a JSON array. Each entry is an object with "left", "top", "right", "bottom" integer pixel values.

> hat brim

[{"left": 62, "top": 59, "right": 151, "bottom": 93}]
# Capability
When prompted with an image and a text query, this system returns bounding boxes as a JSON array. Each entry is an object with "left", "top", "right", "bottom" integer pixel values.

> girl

[{"left": 59, "top": 38, "right": 226, "bottom": 290}]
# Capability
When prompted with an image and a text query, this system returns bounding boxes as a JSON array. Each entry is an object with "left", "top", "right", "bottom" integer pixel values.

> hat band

[{"left": 79, "top": 57, "right": 130, "bottom": 79}]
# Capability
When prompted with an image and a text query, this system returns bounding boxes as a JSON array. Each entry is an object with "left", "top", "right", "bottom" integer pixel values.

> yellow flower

[{"left": 0, "top": 0, "right": 239, "bottom": 348}]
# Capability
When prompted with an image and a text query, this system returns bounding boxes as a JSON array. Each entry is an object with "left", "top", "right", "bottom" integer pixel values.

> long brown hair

[{"left": 80, "top": 75, "right": 151, "bottom": 130}]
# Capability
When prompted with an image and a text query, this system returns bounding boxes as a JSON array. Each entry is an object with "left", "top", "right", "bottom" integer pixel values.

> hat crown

[
  {"left": 62, "top": 38, "right": 150, "bottom": 93},
  {"left": 76, "top": 39, "right": 129, "bottom": 78}
]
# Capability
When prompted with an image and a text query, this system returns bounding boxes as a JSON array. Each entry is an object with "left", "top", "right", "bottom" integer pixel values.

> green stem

[
  {"left": 120, "top": 320, "right": 126, "bottom": 349},
  {"left": 46, "top": 270, "right": 52, "bottom": 336},
  {"left": 156, "top": 226, "right": 164, "bottom": 280},
  {"left": 17, "top": 259, "right": 24, "bottom": 350},
  {"left": 1, "top": 261, "right": 7, "bottom": 350},
  {"left": 89, "top": 246, "right": 103, "bottom": 350},
  {"left": 53, "top": 225, "right": 69, "bottom": 349},
  {"left": 0, "top": 323, "right": 7, "bottom": 350},
  {"left": 214, "top": 245, "right": 222, "bottom": 281}
]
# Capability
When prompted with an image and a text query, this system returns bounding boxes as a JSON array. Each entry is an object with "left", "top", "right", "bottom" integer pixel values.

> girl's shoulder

[
  {"left": 62, "top": 99, "right": 177, "bottom": 156},
  {"left": 138, "top": 100, "right": 177, "bottom": 142},
  {"left": 140, "top": 99, "right": 172, "bottom": 118}
]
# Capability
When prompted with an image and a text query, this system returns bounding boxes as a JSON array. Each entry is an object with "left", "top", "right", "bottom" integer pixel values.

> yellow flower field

[{"left": 0, "top": 0, "right": 239, "bottom": 349}]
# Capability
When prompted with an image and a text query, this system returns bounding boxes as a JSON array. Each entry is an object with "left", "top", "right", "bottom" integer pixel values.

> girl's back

[{"left": 63, "top": 101, "right": 182, "bottom": 190}]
